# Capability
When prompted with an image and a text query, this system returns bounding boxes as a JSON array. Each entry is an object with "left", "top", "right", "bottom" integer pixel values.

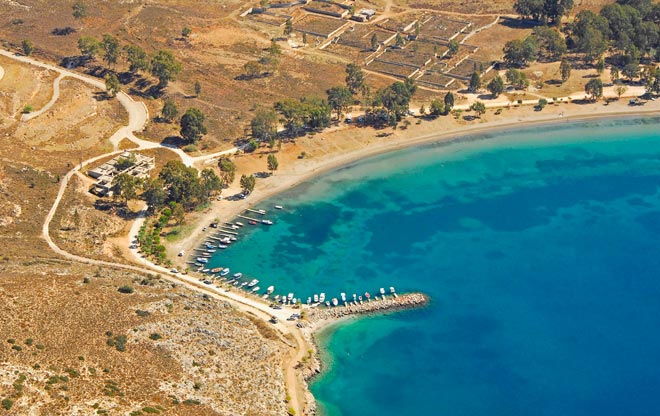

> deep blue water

[{"left": 209, "top": 117, "right": 660, "bottom": 416}]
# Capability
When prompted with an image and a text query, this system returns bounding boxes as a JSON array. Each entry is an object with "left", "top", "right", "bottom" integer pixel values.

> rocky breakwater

[{"left": 298, "top": 292, "right": 429, "bottom": 415}]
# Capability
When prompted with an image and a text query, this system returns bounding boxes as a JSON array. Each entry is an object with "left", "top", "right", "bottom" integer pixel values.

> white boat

[
  {"left": 319, "top": 293, "right": 326, "bottom": 303},
  {"left": 248, "top": 279, "right": 259, "bottom": 287},
  {"left": 240, "top": 282, "right": 248, "bottom": 287},
  {"left": 358, "top": 295, "right": 363, "bottom": 301},
  {"left": 233, "top": 272, "right": 243, "bottom": 278},
  {"left": 261, "top": 219, "right": 273, "bottom": 225},
  {"left": 380, "top": 288, "right": 385, "bottom": 296},
  {"left": 352, "top": 293, "right": 357, "bottom": 301},
  {"left": 235, "top": 222, "right": 245, "bottom": 227},
  {"left": 262, "top": 294, "right": 270, "bottom": 299},
  {"left": 202, "top": 268, "right": 210, "bottom": 273},
  {"left": 218, "top": 245, "right": 228, "bottom": 249},
  {"left": 274, "top": 205, "right": 283, "bottom": 210},
  {"left": 340, "top": 293, "right": 346, "bottom": 302},
  {"left": 390, "top": 286, "right": 396, "bottom": 293},
  {"left": 252, "top": 286, "right": 260, "bottom": 292},
  {"left": 206, "top": 249, "right": 216, "bottom": 253},
  {"left": 220, "top": 268, "right": 230, "bottom": 276},
  {"left": 325, "top": 301, "right": 331, "bottom": 307},
  {"left": 267, "top": 286, "right": 275, "bottom": 294},
  {"left": 307, "top": 297, "right": 312, "bottom": 304},
  {"left": 258, "top": 209, "right": 266, "bottom": 214},
  {"left": 274, "top": 295, "right": 280, "bottom": 301},
  {"left": 287, "top": 293, "right": 294, "bottom": 301},
  {"left": 196, "top": 257, "right": 208, "bottom": 264},
  {"left": 332, "top": 298, "right": 338, "bottom": 307},
  {"left": 313, "top": 294, "right": 319, "bottom": 303}
]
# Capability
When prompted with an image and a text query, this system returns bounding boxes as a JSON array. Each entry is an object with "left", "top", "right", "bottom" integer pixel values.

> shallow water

[{"left": 208, "top": 117, "right": 660, "bottom": 416}]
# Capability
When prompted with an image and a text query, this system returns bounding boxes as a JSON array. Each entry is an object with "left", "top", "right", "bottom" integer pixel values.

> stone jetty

[{"left": 304, "top": 292, "right": 429, "bottom": 324}]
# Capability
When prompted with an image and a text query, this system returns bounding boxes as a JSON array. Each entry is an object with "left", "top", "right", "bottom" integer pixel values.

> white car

[
  {"left": 177, "top": 251, "right": 184, "bottom": 257},
  {"left": 170, "top": 268, "right": 179, "bottom": 274}
]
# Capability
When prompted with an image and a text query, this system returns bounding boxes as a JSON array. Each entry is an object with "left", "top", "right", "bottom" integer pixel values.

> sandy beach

[{"left": 171, "top": 95, "right": 660, "bottom": 270}]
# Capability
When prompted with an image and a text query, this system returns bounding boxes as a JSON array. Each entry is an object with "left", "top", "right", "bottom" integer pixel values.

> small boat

[
  {"left": 287, "top": 293, "right": 294, "bottom": 301},
  {"left": 352, "top": 293, "right": 357, "bottom": 301},
  {"left": 325, "top": 301, "right": 331, "bottom": 307},
  {"left": 218, "top": 245, "right": 228, "bottom": 249},
  {"left": 249, "top": 220, "right": 257, "bottom": 225},
  {"left": 196, "top": 257, "right": 208, "bottom": 264},
  {"left": 332, "top": 298, "right": 338, "bottom": 307},
  {"left": 252, "top": 286, "right": 260, "bottom": 292},
  {"left": 267, "top": 286, "right": 275, "bottom": 294},
  {"left": 380, "top": 288, "right": 385, "bottom": 296},
  {"left": 365, "top": 292, "right": 371, "bottom": 300},
  {"left": 262, "top": 294, "right": 270, "bottom": 299},
  {"left": 261, "top": 219, "right": 273, "bottom": 225},
  {"left": 235, "top": 222, "right": 245, "bottom": 227},
  {"left": 274, "top": 295, "right": 280, "bottom": 301},
  {"left": 206, "top": 249, "right": 216, "bottom": 253},
  {"left": 390, "top": 286, "right": 396, "bottom": 293},
  {"left": 319, "top": 293, "right": 326, "bottom": 303},
  {"left": 313, "top": 294, "right": 319, "bottom": 303},
  {"left": 274, "top": 205, "right": 283, "bottom": 210},
  {"left": 340, "top": 293, "right": 346, "bottom": 302},
  {"left": 248, "top": 279, "right": 259, "bottom": 287},
  {"left": 202, "top": 268, "right": 210, "bottom": 273},
  {"left": 211, "top": 267, "right": 222, "bottom": 273},
  {"left": 220, "top": 268, "right": 230, "bottom": 276},
  {"left": 307, "top": 297, "right": 312, "bottom": 304},
  {"left": 233, "top": 272, "right": 243, "bottom": 278},
  {"left": 240, "top": 282, "right": 248, "bottom": 287}
]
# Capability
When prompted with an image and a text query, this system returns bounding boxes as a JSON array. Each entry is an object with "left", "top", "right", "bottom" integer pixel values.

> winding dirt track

[{"left": 0, "top": 48, "right": 307, "bottom": 415}]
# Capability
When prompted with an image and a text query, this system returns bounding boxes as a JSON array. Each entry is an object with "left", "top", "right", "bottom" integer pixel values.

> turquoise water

[{"left": 209, "top": 117, "right": 660, "bottom": 416}]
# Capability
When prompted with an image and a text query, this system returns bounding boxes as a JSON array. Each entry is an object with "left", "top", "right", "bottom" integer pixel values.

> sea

[{"left": 207, "top": 117, "right": 660, "bottom": 416}]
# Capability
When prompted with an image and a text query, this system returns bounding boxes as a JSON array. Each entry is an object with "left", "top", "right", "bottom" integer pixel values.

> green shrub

[
  {"left": 25, "top": 338, "right": 33, "bottom": 346},
  {"left": 1, "top": 398, "right": 13, "bottom": 410},
  {"left": 22, "top": 105, "right": 33, "bottom": 114},
  {"left": 118, "top": 285, "right": 134, "bottom": 294},
  {"left": 11, "top": 345, "right": 22, "bottom": 351},
  {"left": 149, "top": 333, "right": 161, "bottom": 340}
]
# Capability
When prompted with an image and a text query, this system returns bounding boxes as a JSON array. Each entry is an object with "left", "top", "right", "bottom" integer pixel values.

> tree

[
  {"left": 218, "top": 158, "right": 236, "bottom": 187},
  {"left": 514, "top": 0, "right": 573, "bottom": 24},
  {"left": 595, "top": 58, "right": 605, "bottom": 75},
  {"left": 377, "top": 78, "right": 417, "bottom": 122},
  {"left": 194, "top": 81, "right": 201, "bottom": 97},
  {"left": 470, "top": 101, "right": 486, "bottom": 118},
  {"left": 101, "top": 34, "right": 120, "bottom": 67},
  {"left": 105, "top": 73, "right": 121, "bottom": 97},
  {"left": 395, "top": 32, "right": 405, "bottom": 47},
  {"left": 143, "top": 178, "right": 167, "bottom": 211},
  {"left": 243, "top": 61, "right": 262, "bottom": 78},
  {"left": 302, "top": 32, "right": 308, "bottom": 44},
  {"left": 78, "top": 36, "right": 99, "bottom": 59},
  {"left": 570, "top": 10, "right": 609, "bottom": 62},
  {"left": 585, "top": 78, "right": 603, "bottom": 101},
  {"left": 284, "top": 19, "right": 293, "bottom": 36},
  {"left": 559, "top": 58, "right": 571, "bottom": 83},
  {"left": 623, "top": 62, "right": 639, "bottom": 81},
  {"left": 124, "top": 45, "right": 149, "bottom": 73},
  {"left": 112, "top": 173, "right": 142, "bottom": 205},
  {"left": 327, "top": 86, "right": 353, "bottom": 119},
  {"left": 267, "top": 153, "right": 279, "bottom": 174},
  {"left": 161, "top": 99, "right": 178, "bottom": 122},
  {"left": 151, "top": 50, "right": 183, "bottom": 88},
  {"left": 369, "top": 33, "right": 379, "bottom": 51},
  {"left": 505, "top": 68, "right": 530, "bottom": 89},
  {"left": 429, "top": 99, "right": 444, "bottom": 116},
  {"left": 251, "top": 108, "right": 278, "bottom": 141},
  {"left": 182, "top": 27, "right": 192, "bottom": 39},
  {"left": 537, "top": 98, "right": 548, "bottom": 110},
  {"left": 159, "top": 161, "right": 204, "bottom": 210},
  {"left": 447, "top": 39, "right": 459, "bottom": 57},
  {"left": 444, "top": 92, "right": 455, "bottom": 112},
  {"left": 22, "top": 39, "right": 34, "bottom": 56},
  {"left": 503, "top": 37, "right": 538, "bottom": 67},
  {"left": 487, "top": 75, "right": 505, "bottom": 97},
  {"left": 200, "top": 169, "right": 222, "bottom": 198},
  {"left": 180, "top": 108, "right": 207, "bottom": 143},
  {"left": 72, "top": 0, "right": 87, "bottom": 21},
  {"left": 615, "top": 85, "right": 628, "bottom": 98},
  {"left": 468, "top": 71, "right": 481, "bottom": 92},
  {"left": 345, "top": 64, "right": 365, "bottom": 95},
  {"left": 533, "top": 26, "right": 567, "bottom": 60},
  {"left": 267, "top": 40, "right": 282, "bottom": 55},
  {"left": 171, "top": 202, "right": 185, "bottom": 225},
  {"left": 543, "top": 0, "right": 574, "bottom": 24},
  {"left": 240, "top": 174, "right": 256, "bottom": 194},
  {"left": 611, "top": 66, "right": 620, "bottom": 83}
]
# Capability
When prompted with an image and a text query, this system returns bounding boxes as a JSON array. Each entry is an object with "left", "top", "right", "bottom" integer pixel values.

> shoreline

[{"left": 166, "top": 100, "right": 660, "bottom": 415}]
